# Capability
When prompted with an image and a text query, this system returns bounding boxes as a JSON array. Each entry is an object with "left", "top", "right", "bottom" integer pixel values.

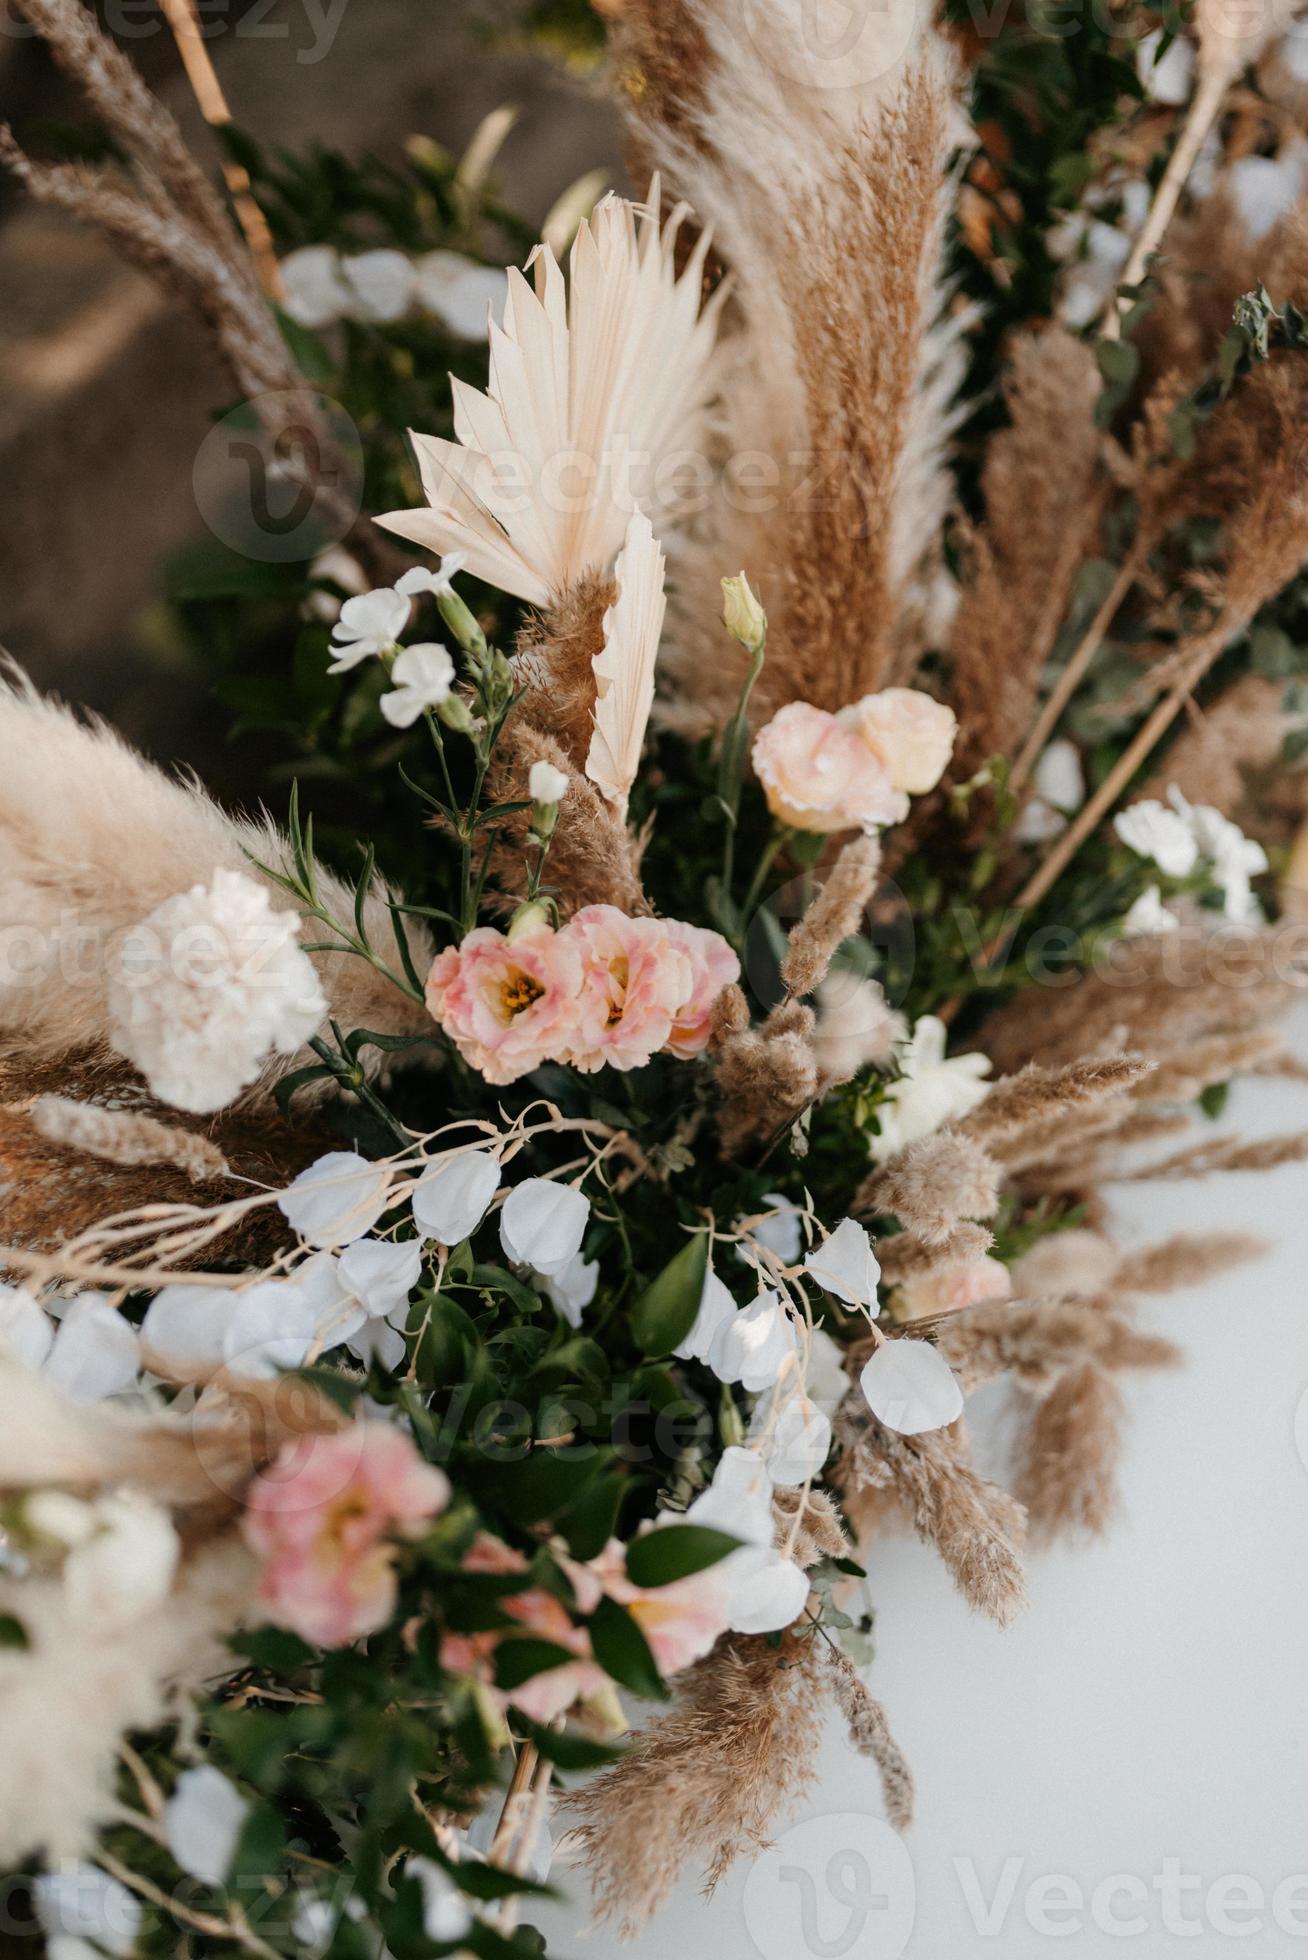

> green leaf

[
  {"left": 557, "top": 1469, "right": 627, "bottom": 1561},
  {"left": 629, "top": 1233, "right": 709, "bottom": 1357},
  {"left": 588, "top": 1594, "right": 668, "bottom": 1702},
  {"left": 624, "top": 1525, "right": 741, "bottom": 1590},
  {"left": 228, "top": 1626, "right": 315, "bottom": 1672},
  {"left": 492, "top": 1637, "right": 580, "bottom": 1692},
  {"left": 0, "top": 1614, "right": 28, "bottom": 1651},
  {"left": 513, "top": 1713, "right": 626, "bottom": 1771}
]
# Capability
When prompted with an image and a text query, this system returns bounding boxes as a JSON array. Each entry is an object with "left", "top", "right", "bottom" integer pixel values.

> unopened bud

[
  {"left": 437, "top": 587, "right": 488, "bottom": 657},
  {"left": 435, "top": 692, "right": 475, "bottom": 733},
  {"left": 507, "top": 898, "right": 552, "bottom": 942},
  {"left": 721, "top": 572, "right": 767, "bottom": 655}
]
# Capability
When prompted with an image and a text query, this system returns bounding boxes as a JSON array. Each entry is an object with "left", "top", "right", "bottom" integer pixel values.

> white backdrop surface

[{"left": 536, "top": 1002, "right": 1308, "bottom": 1959}]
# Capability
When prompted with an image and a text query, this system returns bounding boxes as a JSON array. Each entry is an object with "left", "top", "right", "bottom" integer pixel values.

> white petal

[
  {"left": 0, "top": 1283, "right": 54, "bottom": 1370},
  {"left": 339, "top": 248, "right": 416, "bottom": 323},
  {"left": 164, "top": 1765, "right": 250, "bottom": 1886},
  {"left": 802, "top": 1217, "right": 881, "bottom": 1307},
  {"left": 34, "top": 1867, "right": 142, "bottom": 1958},
  {"left": 44, "top": 1298, "right": 140, "bottom": 1402},
  {"left": 860, "top": 1339, "right": 964, "bottom": 1435},
  {"left": 710, "top": 1291, "right": 798, "bottom": 1392},
  {"left": 221, "top": 1282, "right": 318, "bottom": 1380},
  {"left": 749, "top": 1390, "right": 833, "bottom": 1488},
  {"left": 278, "top": 1152, "right": 392, "bottom": 1248},
  {"left": 412, "top": 1150, "right": 501, "bottom": 1245},
  {"left": 538, "top": 1252, "right": 599, "bottom": 1328},
  {"left": 735, "top": 1192, "right": 803, "bottom": 1269},
  {"left": 500, "top": 1178, "right": 589, "bottom": 1274},
  {"left": 347, "top": 1317, "right": 408, "bottom": 1373},
  {"left": 63, "top": 1491, "right": 179, "bottom": 1625},
  {"left": 413, "top": 251, "right": 508, "bottom": 340},
  {"left": 725, "top": 1547, "right": 811, "bottom": 1635},
  {"left": 339, "top": 1238, "right": 423, "bottom": 1320},
  {"left": 140, "top": 1285, "right": 233, "bottom": 1383},
  {"left": 686, "top": 1445, "right": 774, "bottom": 1547},
  {"left": 409, "top": 1859, "right": 473, "bottom": 1943},
  {"left": 585, "top": 509, "right": 666, "bottom": 814},
  {"left": 673, "top": 1265, "right": 737, "bottom": 1363}
]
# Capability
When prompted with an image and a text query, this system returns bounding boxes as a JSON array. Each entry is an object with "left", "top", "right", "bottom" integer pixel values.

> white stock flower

[
  {"left": 1179, "top": 794, "right": 1269, "bottom": 922},
  {"left": 43, "top": 1297, "right": 140, "bottom": 1402},
  {"left": 328, "top": 587, "right": 412, "bottom": 671},
  {"left": 499, "top": 1179, "right": 590, "bottom": 1275},
  {"left": 380, "top": 644, "right": 456, "bottom": 728},
  {"left": 1121, "top": 884, "right": 1178, "bottom": 938},
  {"left": 871, "top": 1016, "right": 992, "bottom": 1164},
  {"left": 802, "top": 1217, "right": 880, "bottom": 1308},
  {"left": 339, "top": 249, "right": 416, "bottom": 323},
  {"left": 279, "top": 1151, "right": 392, "bottom": 1249},
  {"left": 413, "top": 250, "right": 508, "bottom": 340},
  {"left": 107, "top": 869, "right": 326, "bottom": 1115},
  {"left": 748, "top": 1387, "right": 833, "bottom": 1487},
  {"left": 412, "top": 1151, "right": 501, "bottom": 1246},
  {"left": 687, "top": 1449, "right": 809, "bottom": 1634},
  {"left": 63, "top": 1490, "right": 180, "bottom": 1625},
  {"left": 34, "top": 1865, "right": 142, "bottom": 1960},
  {"left": 164, "top": 1765, "right": 250, "bottom": 1886},
  {"left": 529, "top": 759, "right": 569, "bottom": 805},
  {"left": 674, "top": 1265, "right": 738, "bottom": 1365},
  {"left": 1114, "top": 799, "right": 1200, "bottom": 877},
  {"left": 409, "top": 1858, "right": 473, "bottom": 1943},
  {"left": 860, "top": 1338, "right": 964, "bottom": 1436},
  {"left": 278, "top": 245, "right": 351, "bottom": 328},
  {"left": 395, "top": 552, "right": 468, "bottom": 599},
  {"left": 537, "top": 1252, "right": 599, "bottom": 1328},
  {"left": 710, "top": 1291, "right": 799, "bottom": 1393}
]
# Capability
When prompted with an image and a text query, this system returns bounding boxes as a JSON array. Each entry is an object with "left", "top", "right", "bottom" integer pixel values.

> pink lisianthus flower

[
  {"left": 568, "top": 1537, "right": 731, "bottom": 1679},
  {"left": 662, "top": 921, "right": 741, "bottom": 1060},
  {"left": 891, "top": 1254, "right": 1013, "bottom": 1325},
  {"left": 563, "top": 907, "right": 692, "bottom": 1073},
  {"left": 424, "top": 921, "right": 583, "bottom": 1085},
  {"left": 242, "top": 1423, "right": 449, "bottom": 1648},
  {"left": 752, "top": 702, "right": 909, "bottom": 834},
  {"left": 839, "top": 687, "right": 957, "bottom": 795},
  {"left": 439, "top": 1534, "right": 608, "bottom": 1722}
]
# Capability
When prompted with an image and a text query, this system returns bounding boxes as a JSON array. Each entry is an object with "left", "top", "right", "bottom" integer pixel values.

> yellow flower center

[{"left": 500, "top": 968, "right": 545, "bottom": 1020}]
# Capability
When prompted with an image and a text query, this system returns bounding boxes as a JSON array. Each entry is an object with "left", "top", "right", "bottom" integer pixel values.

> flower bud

[
  {"left": 721, "top": 572, "right": 767, "bottom": 655},
  {"left": 437, "top": 587, "right": 488, "bottom": 656},
  {"left": 506, "top": 898, "right": 553, "bottom": 943},
  {"left": 435, "top": 692, "right": 475, "bottom": 733}
]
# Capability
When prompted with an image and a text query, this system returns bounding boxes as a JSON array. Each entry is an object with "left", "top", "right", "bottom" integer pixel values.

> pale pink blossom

[
  {"left": 242, "top": 1423, "right": 449, "bottom": 1647},
  {"left": 439, "top": 1534, "right": 609, "bottom": 1722},
  {"left": 752, "top": 702, "right": 909, "bottom": 834},
  {"left": 662, "top": 920, "right": 741, "bottom": 1059},
  {"left": 563, "top": 907, "right": 692, "bottom": 1073},
  {"left": 570, "top": 1538, "right": 730, "bottom": 1678},
  {"left": 425, "top": 921, "right": 583, "bottom": 1085},
  {"left": 839, "top": 687, "right": 957, "bottom": 795},
  {"left": 892, "top": 1254, "right": 1013, "bottom": 1324}
]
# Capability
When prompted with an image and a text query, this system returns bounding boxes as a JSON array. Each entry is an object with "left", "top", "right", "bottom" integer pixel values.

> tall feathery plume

[
  {"left": 822, "top": 1645, "right": 915, "bottom": 1832},
  {"left": 857, "top": 1130, "right": 1002, "bottom": 1241},
  {"left": 609, "top": 0, "right": 968, "bottom": 729},
  {"left": 1015, "top": 1363, "right": 1126, "bottom": 1540},
  {"left": 485, "top": 724, "right": 649, "bottom": 916},
  {"left": 936, "top": 1296, "right": 1179, "bottom": 1394},
  {"left": 0, "top": 678, "right": 431, "bottom": 1081}
]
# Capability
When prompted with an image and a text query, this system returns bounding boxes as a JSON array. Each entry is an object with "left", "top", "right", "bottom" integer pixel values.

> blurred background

[{"left": 0, "top": 0, "right": 622, "bottom": 789}]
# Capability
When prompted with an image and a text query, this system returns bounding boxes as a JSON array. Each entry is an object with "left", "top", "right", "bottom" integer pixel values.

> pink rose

[
  {"left": 662, "top": 920, "right": 741, "bottom": 1059},
  {"left": 425, "top": 921, "right": 583, "bottom": 1085},
  {"left": 567, "top": 1538, "right": 731, "bottom": 1679},
  {"left": 752, "top": 702, "right": 909, "bottom": 834},
  {"left": 439, "top": 1534, "right": 608, "bottom": 1722},
  {"left": 562, "top": 907, "right": 692, "bottom": 1073},
  {"left": 892, "top": 1254, "right": 1013, "bottom": 1324},
  {"left": 839, "top": 687, "right": 957, "bottom": 795},
  {"left": 242, "top": 1423, "right": 449, "bottom": 1648}
]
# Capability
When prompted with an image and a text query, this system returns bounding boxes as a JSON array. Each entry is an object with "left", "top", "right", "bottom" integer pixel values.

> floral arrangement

[{"left": 3, "top": 0, "right": 1308, "bottom": 1954}]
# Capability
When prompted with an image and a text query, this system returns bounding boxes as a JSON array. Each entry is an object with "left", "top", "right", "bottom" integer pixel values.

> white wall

[{"left": 537, "top": 1003, "right": 1308, "bottom": 1958}]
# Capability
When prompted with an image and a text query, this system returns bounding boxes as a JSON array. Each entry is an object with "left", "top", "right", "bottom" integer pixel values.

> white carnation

[{"left": 107, "top": 869, "right": 326, "bottom": 1114}]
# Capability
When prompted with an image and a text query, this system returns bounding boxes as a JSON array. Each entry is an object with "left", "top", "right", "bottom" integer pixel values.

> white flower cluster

[
  {"left": 1115, "top": 787, "right": 1269, "bottom": 931},
  {"left": 326, "top": 560, "right": 464, "bottom": 727},
  {"left": 107, "top": 868, "right": 326, "bottom": 1114},
  {"left": 278, "top": 244, "right": 507, "bottom": 340}
]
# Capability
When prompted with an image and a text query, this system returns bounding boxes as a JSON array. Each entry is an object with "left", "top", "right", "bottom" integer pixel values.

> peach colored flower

[
  {"left": 840, "top": 687, "right": 957, "bottom": 795},
  {"left": 425, "top": 921, "right": 583, "bottom": 1085},
  {"left": 243, "top": 1423, "right": 448, "bottom": 1647},
  {"left": 568, "top": 1537, "right": 731, "bottom": 1678},
  {"left": 752, "top": 702, "right": 908, "bottom": 834},
  {"left": 439, "top": 1534, "right": 608, "bottom": 1722},
  {"left": 563, "top": 907, "right": 692, "bottom": 1073},
  {"left": 662, "top": 920, "right": 741, "bottom": 1059},
  {"left": 891, "top": 1254, "right": 1013, "bottom": 1325}
]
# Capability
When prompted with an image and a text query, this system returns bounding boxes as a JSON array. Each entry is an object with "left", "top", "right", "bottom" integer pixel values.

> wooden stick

[
  {"left": 1101, "top": 66, "right": 1228, "bottom": 342},
  {"left": 156, "top": 0, "right": 283, "bottom": 300},
  {"left": 1009, "top": 544, "right": 1145, "bottom": 795}
]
